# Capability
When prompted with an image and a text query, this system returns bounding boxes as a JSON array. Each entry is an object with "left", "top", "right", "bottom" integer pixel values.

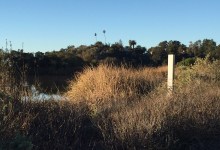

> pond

[
  {"left": 24, "top": 75, "right": 73, "bottom": 100},
  {"left": 22, "top": 85, "right": 65, "bottom": 101},
  {"left": 27, "top": 75, "right": 73, "bottom": 94}
]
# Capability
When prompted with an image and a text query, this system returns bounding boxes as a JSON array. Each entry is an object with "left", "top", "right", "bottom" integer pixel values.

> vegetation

[
  {"left": 65, "top": 59, "right": 220, "bottom": 149},
  {"left": 65, "top": 65, "right": 167, "bottom": 107},
  {"left": 0, "top": 39, "right": 220, "bottom": 76},
  {"left": 1, "top": 40, "right": 220, "bottom": 149}
]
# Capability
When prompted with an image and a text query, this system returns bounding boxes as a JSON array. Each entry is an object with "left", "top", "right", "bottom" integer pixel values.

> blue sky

[{"left": 0, "top": 0, "right": 220, "bottom": 52}]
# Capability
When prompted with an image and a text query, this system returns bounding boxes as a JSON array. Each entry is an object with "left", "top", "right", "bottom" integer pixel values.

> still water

[
  {"left": 24, "top": 75, "right": 72, "bottom": 100},
  {"left": 28, "top": 75, "right": 72, "bottom": 93},
  {"left": 22, "top": 86, "right": 64, "bottom": 101}
]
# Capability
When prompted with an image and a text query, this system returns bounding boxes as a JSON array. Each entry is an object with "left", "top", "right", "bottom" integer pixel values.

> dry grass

[
  {"left": 65, "top": 64, "right": 169, "bottom": 148},
  {"left": 99, "top": 80, "right": 220, "bottom": 149},
  {"left": 64, "top": 59, "right": 220, "bottom": 149},
  {"left": 0, "top": 100, "right": 100, "bottom": 149},
  {"left": 0, "top": 53, "right": 29, "bottom": 100},
  {"left": 65, "top": 64, "right": 167, "bottom": 109},
  {"left": 2, "top": 57, "right": 220, "bottom": 149}
]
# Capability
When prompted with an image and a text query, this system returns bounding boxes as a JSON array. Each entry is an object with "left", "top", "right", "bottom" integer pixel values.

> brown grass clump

[{"left": 65, "top": 64, "right": 166, "bottom": 107}]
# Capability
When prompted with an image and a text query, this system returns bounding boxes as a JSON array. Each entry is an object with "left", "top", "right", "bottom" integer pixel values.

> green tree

[
  {"left": 187, "top": 40, "right": 202, "bottom": 57},
  {"left": 148, "top": 46, "right": 167, "bottom": 65},
  {"left": 166, "top": 40, "right": 181, "bottom": 54},
  {"left": 213, "top": 45, "right": 220, "bottom": 59},
  {"left": 201, "top": 39, "right": 216, "bottom": 57},
  {"left": 134, "top": 45, "right": 146, "bottom": 55}
]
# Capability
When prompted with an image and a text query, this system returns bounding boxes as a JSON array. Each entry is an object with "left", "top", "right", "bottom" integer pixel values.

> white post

[{"left": 168, "top": 54, "right": 175, "bottom": 91}]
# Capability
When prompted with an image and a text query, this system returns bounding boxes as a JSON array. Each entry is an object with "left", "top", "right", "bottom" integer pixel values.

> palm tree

[
  {"left": 94, "top": 33, "right": 97, "bottom": 42},
  {"left": 129, "top": 40, "right": 136, "bottom": 49},
  {"left": 103, "top": 30, "right": 106, "bottom": 44}
]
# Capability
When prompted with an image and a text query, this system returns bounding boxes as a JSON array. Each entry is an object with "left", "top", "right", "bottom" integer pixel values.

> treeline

[{"left": 0, "top": 39, "right": 220, "bottom": 76}]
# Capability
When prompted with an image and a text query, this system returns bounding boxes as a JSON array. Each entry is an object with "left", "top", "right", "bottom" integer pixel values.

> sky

[{"left": 0, "top": 0, "right": 220, "bottom": 52}]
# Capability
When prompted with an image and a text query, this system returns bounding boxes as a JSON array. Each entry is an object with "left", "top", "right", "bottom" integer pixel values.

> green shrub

[{"left": 177, "top": 57, "right": 196, "bottom": 66}]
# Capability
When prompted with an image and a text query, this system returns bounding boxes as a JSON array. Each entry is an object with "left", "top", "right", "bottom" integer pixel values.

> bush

[
  {"left": 177, "top": 57, "right": 196, "bottom": 66},
  {"left": 65, "top": 64, "right": 167, "bottom": 112},
  {"left": 176, "top": 55, "right": 220, "bottom": 86}
]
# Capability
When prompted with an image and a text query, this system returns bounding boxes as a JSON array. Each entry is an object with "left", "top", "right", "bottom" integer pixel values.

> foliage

[
  {"left": 1, "top": 39, "right": 220, "bottom": 149},
  {"left": 0, "top": 61, "right": 220, "bottom": 149},
  {"left": 1, "top": 39, "right": 220, "bottom": 77},
  {"left": 176, "top": 54, "right": 220, "bottom": 87},
  {"left": 177, "top": 57, "right": 196, "bottom": 66}
]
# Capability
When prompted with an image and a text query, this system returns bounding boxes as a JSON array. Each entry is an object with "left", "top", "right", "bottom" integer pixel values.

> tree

[
  {"left": 94, "top": 33, "right": 97, "bottom": 42},
  {"left": 95, "top": 41, "right": 104, "bottom": 47},
  {"left": 158, "top": 41, "right": 168, "bottom": 49},
  {"left": 167, "top": 40, "right": 181, "bottom": 54},
  {"left": 134, "top": 45, "right": 146, "bottom": 55},
  {"left": 148, "top": 46, "right": 167, "bottom": 65},
  {"left": 129, "top": 40, "right": 137, "bottom": 49},
  {"left": 214, "top": 45, "right": 220, "bottom": 59},
  {"left": 110, "top": 43, "right": 124, "bottom": 53},
  {"left": 187, "top": 40, "right": 202, "bottom": 57},
  {"left": 201, "top": 39, "right": 216, "bottom": 57},
  {"left": 35, "top": 51, "right": 44, "bottom": 59},
  {"left": 103, "top": 30, "right": 106, "bottom": 44}
]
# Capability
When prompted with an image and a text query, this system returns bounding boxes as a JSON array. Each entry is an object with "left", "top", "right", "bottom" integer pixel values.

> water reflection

[
  {"left": 21, "top": 75, "right": 72, "bottom": 101},
  {"left": 23, "top": 85, "right": 65, "bottom": 101},
  {"left": 27, "top": 75, "right": 72, "bottom": 94}
]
